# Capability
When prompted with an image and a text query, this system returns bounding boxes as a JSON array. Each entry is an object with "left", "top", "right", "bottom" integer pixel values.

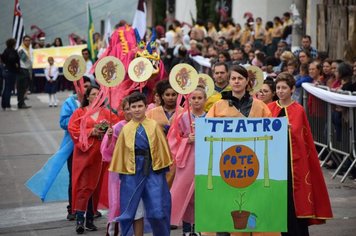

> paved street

[{"left": 0, "top": 91, "right": 355, "bottom": 236}]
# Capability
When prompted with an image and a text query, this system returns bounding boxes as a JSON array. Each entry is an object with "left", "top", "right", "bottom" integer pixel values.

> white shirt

[
  {"left": 165, "top": 30, "right": 176, "bottom": 48},
  {"left": 84, "top": 59, "right": 95, "bottom": 83},
  {"left": 45, "top": 64, "right": 59, "bottom": 81}
]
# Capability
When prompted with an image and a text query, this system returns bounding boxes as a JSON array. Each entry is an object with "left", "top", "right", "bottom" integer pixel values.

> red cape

[
  {"left": 268, "top": 101, "right": 333, "bottom": 225},
  {"left": 68, "top": 107, "right": 119, "bottom": 212}
]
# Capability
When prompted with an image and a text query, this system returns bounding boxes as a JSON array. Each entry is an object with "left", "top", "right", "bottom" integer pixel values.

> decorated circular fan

[
  {"left": 128, "top": 57, "right": 154, "bottom": 82},
  {"left": 95, "top": 56, "right": 125, "bottom": 87},
  {"left": 169, "top": 64, "right": 198, "bottom": 94},
  {"left": 197, "top": 73, "right": 215, "bottom": 98},
  {"left": 246, "top": 65, "right": 264, "bottom": 95},
  {"left": 63, "top": 55, "right": 86, "bottom": 81}
]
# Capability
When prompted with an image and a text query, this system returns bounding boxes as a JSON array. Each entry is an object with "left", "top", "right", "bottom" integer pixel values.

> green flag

[{"left": 87, "top": 3, "right": 95, "bottom": 61}]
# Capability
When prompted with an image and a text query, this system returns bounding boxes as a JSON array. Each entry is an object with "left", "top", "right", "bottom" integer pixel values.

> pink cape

[
  {"left": 168, "top": 111, "right": 196, "bottom": 225},
  {"left": 100, "top": 120, "right": 128, "bottom": 222}
]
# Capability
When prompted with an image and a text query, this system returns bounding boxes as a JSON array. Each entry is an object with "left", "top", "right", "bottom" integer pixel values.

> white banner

[
  {"left": 191, "top": 55, "right": 211, "bottom": 68},
  {"left": 302, "top": 83, "right": 356, "bottom": 108}
]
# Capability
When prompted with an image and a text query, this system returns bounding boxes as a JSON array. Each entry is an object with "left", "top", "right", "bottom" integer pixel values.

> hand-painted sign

[{"left": 195, "top": 117, "right": 288, "bottom": 232}]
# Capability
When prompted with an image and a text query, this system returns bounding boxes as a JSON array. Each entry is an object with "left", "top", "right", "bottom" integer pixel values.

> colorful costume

[
  {"left": 169, "top": 111, "right": 206, "bottom": 226},
  {"left": 93, "top": 26, "right": 166, "bottom": 111},
  {"left": 204, "top": 85, "right": 231, "bottom": 112},
  {"left": 207, "top": 91, "right": 271, "bottom": 118},
  {"left": 268, "top": 101, "right": 333, "bottom": 227},
  {"left": 25, "top": 95, "right": 79, "bottom": 202},
  {"left": 100, "top": 120, "right": 127, "bottom": 235},
  {"left": 146, "top": 105, "right": 183, "bottom": 187},
  {"left": 109, "top": 118, "right": 173, "bottom": 236},
  {"left": 68, "top": 107, "right": 119, "bottom": 214},
  {"left": 146, "top": 105, "right": 183, "bottom": 133}
]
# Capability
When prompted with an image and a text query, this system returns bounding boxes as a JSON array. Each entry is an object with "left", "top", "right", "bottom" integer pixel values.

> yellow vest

[
  {"left": 109, "top": 118, "right": 173, "bottom": 174},
  {"left": 204, "top": 85, "right": 232, "bottom": 112}
]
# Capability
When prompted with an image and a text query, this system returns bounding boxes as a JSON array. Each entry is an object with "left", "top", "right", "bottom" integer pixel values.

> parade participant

[
  {"left": 207, "top": 65, "right": 271, "bottom": 118},
  {"left": 17, "top": 35, "right": 32, "bottom": 109},
  {"left": 147, "top": 90, "right": 161, "bottom": 111},
  {"left": 146, "top": 80, "right": 182, "bottom": 188},
  {"left": 61, "top": 77, "right": 91, "bottom": 220},
  {"left": 257, "top": 78, "right": 277, "bottom": 104},
  {"left": 25, "top": 77, "right": 92, "bottom": 221},
  {"left": 68, "top": 85, "right": 119, "bottom": 234},
  {"left": 44, "top": 56, "right": 59, "bottom": 107},
  {"left": 268, "top": 72, "right": 333, "bottom": 236},
  {"left": 169, "top": 86, "right": 207, "bottom": 236},
  {"left": 146, "top": 79, "right": 182, "bottom": 134},
  {"left": 204, "top": 62, "right": 231, "bottom": 112},
  {"left": 1, "top": 38, "right": 19, "bottom": 111},
  {"left": 101, "top": 97, "right": 144, "bottom": 236},
  {"left": 206, "top": 65, "right": 274, "bottom": 236},
  {"left": 109, "top": 92, "right": 173, "bottom": 236}
]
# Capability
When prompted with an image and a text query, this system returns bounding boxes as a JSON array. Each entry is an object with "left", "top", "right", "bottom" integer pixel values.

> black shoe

[
  {"left": 94, "top": 211, "right": 102, "bottom": 218},
  {"left": 67, "top": 213, "right": 76, "bottom": 221},
  {"left": 76, "top": 221, "right": 85, "bottom": 234},
  {"left": 18, "top": 105, "right": 31, "bottom": 109},
  {"left": 85, "top": 220, "right": 98, "bottom": 231},
  {"left": 49, "top": 105, "right": 52, "bottom": 107},
  {"left": 170, "top": 225, "right": 178, "bottom": 230}
]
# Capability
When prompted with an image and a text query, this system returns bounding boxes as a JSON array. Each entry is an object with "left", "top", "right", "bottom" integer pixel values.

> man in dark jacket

[{"left": 1, "top": 38, "right": 20, "bottom": 110}]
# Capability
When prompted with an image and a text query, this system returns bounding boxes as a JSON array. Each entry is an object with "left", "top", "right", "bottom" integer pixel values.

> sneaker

[
  {"left": 85, "top": 220, "right": 98, "bottom": 231},
  {"left": 67, "top": 213, "right": 76, "bottom": 221},
  {"left": 76, "top": 221, "right": 85, "bottom": 234}
]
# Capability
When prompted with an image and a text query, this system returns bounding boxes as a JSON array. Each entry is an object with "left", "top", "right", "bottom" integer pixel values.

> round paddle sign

[
  {"left": 63, "top": 55, "right": 86, "bottom": 81},
  {"left": 169, "top": 64, "right": 198, "bottom": 94},
  {"left": 197, "top": 73, "right": 215, "bottom": 98},
  {"left": 95, "top": 56, "right": 125, "bottom": 87},
  {"left": 246, "top": 65, "right": 264, "bottom": 95},
  {"left": 128, "top": 57, "right": 154, "bottom": 82}
]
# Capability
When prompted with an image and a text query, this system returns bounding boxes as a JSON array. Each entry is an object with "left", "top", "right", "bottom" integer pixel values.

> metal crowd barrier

[{"left": 302, "top": 85, "right": 355, "bottom": 183}]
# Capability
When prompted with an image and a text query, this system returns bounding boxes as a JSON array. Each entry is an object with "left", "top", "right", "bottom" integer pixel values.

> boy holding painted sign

[{"left": 268, "top": 72, "right": 332, "bottom": 236}]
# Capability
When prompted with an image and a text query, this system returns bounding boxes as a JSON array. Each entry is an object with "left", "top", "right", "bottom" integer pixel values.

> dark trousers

[
  {"left": 1, "top": 69, "right": 16, "bottom": 109},
  {"left": 67, "top": 152, "right": 73, "bottom": 213},
  {"left": 17, "top": 68, "right": 30, "bottom": 107},
  {"left": 76, "top": 196, "right": 95, "bottom": 222}
]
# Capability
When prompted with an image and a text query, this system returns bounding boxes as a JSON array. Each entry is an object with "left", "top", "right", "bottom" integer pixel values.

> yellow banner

[{"left": 32, "top": 45, "right": 87, "bottom": 68}]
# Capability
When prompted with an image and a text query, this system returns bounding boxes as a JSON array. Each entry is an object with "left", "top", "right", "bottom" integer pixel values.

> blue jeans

[{"left": 1, "top": 69, "right": 16, "bottom": 109}]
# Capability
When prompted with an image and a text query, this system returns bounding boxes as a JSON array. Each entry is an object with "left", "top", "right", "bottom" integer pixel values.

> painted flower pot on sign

[{"left": 231, "top": 210, "right": 250, "bottom": 229}]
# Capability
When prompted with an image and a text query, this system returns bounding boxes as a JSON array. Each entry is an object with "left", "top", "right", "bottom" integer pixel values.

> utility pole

[{"left": 291, "top": 0, "right": 306, "bottom": 51}]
